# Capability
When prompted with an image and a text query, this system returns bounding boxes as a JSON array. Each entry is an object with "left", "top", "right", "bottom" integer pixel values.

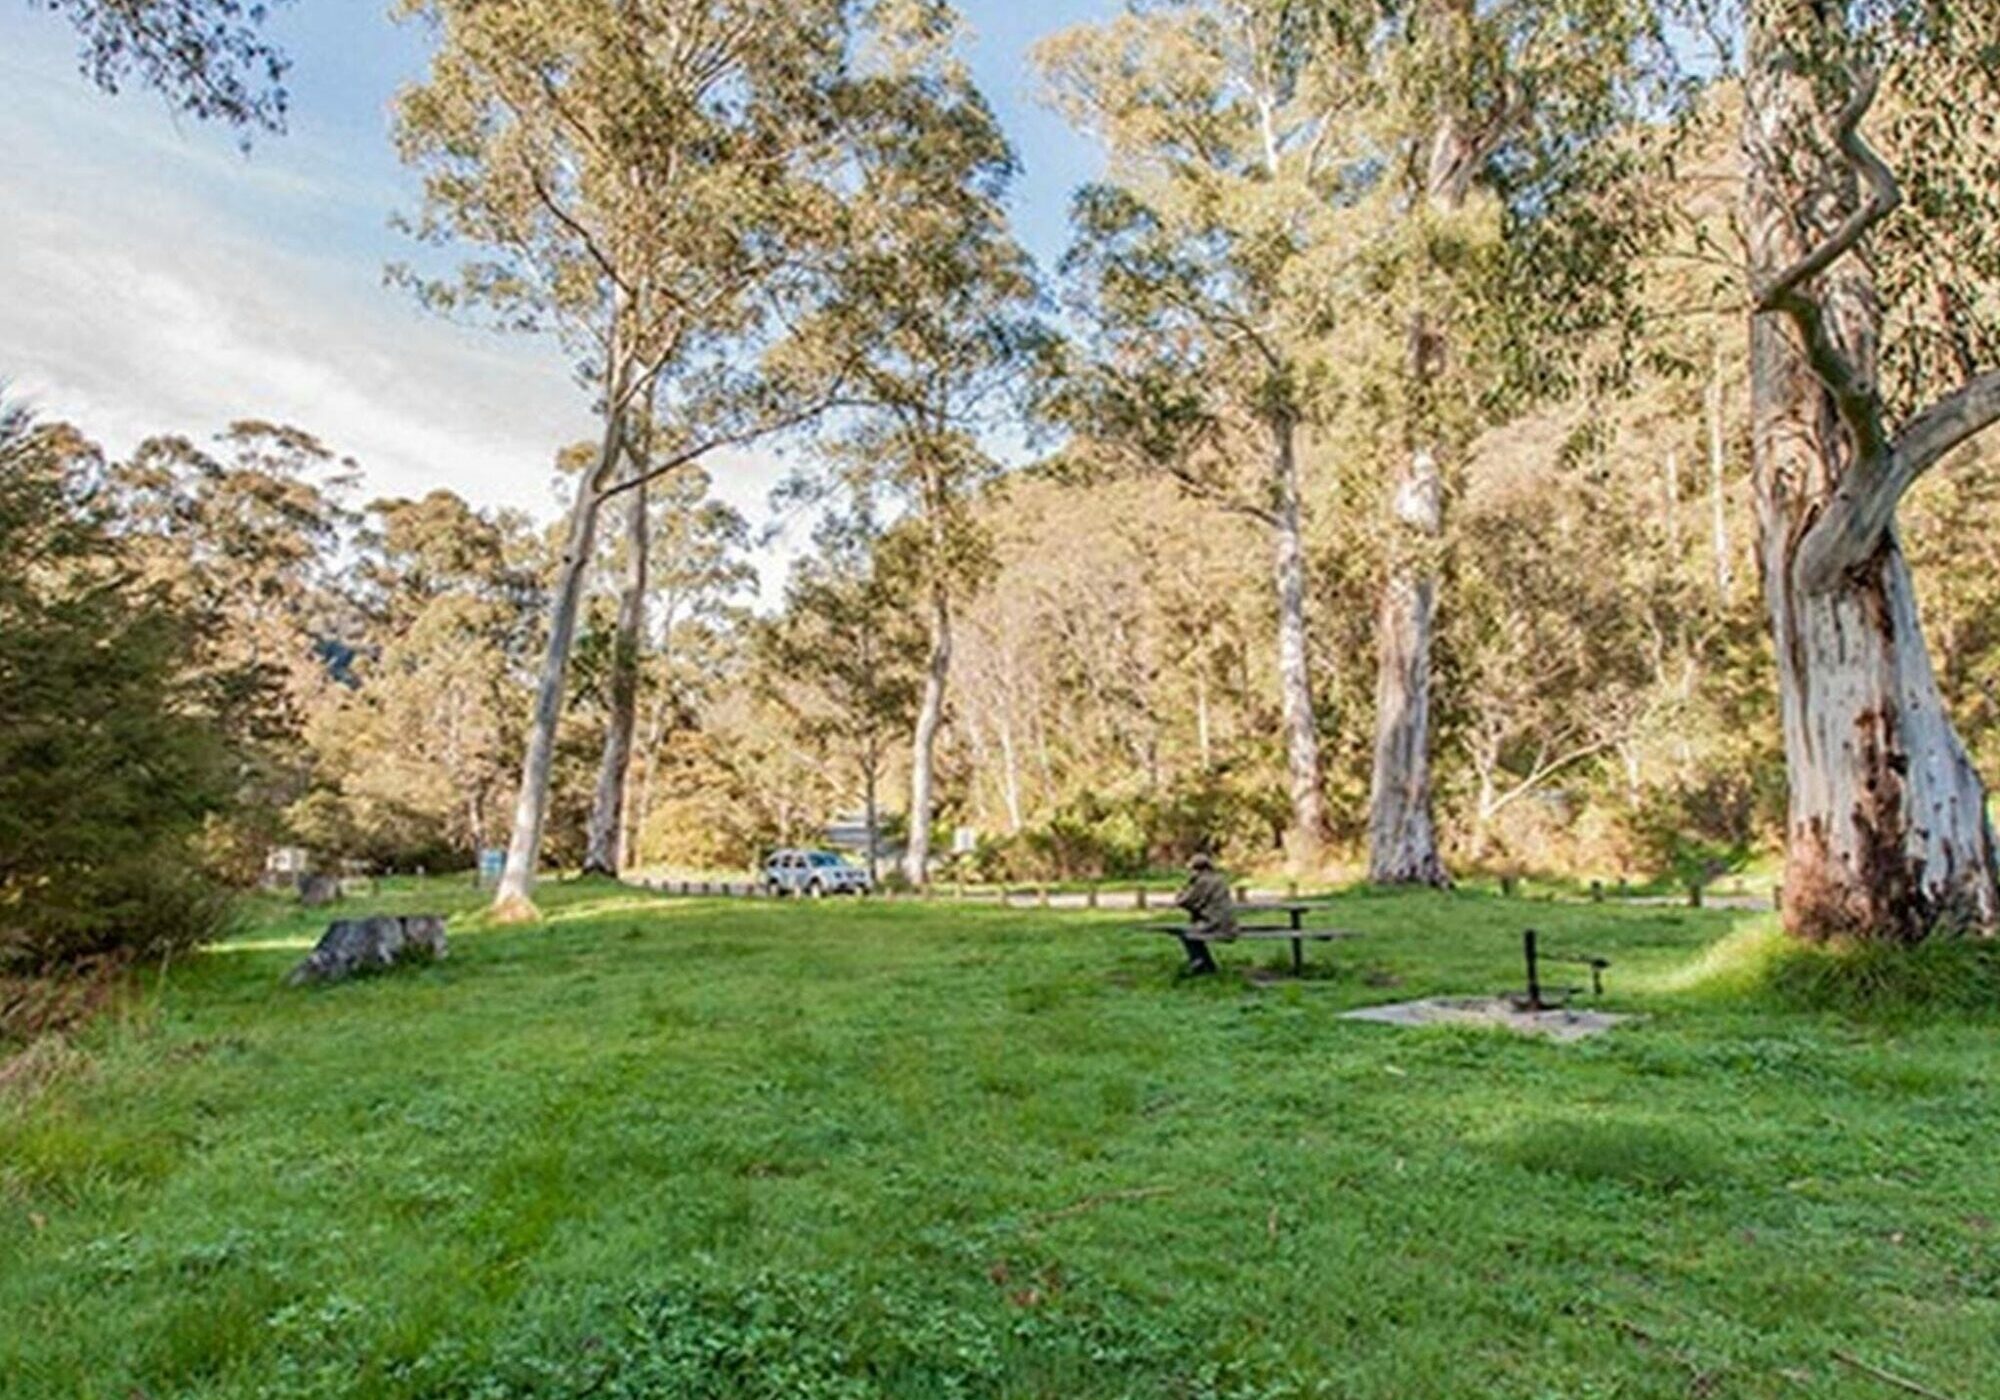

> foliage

[
  {"left": 0, "top": 409, "right": 234, "bottom": 972},
  {"left": 295, "top": 491, "right": 544, "bottom": 868},
  {"left": 33, "top": 0, "right": 294, "bottom": 131}
]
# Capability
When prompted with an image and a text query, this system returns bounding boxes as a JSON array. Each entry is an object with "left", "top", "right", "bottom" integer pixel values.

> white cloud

[{"left": 0, "top": 42, "right": 804, "bottom": 601}]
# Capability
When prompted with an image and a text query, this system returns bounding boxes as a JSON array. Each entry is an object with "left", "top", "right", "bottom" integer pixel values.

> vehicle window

[{"left": 811, "top": 854, "right": 840, "bottom": 867}]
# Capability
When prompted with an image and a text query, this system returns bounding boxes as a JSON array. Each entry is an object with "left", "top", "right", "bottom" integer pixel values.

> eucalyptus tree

[
  {"left": 1039, "top": 0, "right": 1361, "bottom": 870},
  {"left": 583, "top": 430, "right": 757, "bottom": 875},
  {"left": 580, "top": 426, "right": 651, "bottom": 877},
  {"left": 758, "top": 507, "right": 924, "bottom": 884},
  {"left": 1732, "top": 0, "right": 2000, "bottom": 941},
  {"left": 1342, "top": 0, "right": 1674, "bottom": 885},
  {"left": 33, "top": 0, "right": 294, "bottom": 131},
  {"left": 813, "top": 1, "right": 1045, "bottom": 886},
  {"left": 394, "top": 0, "right": 856, "bottom": 917}
]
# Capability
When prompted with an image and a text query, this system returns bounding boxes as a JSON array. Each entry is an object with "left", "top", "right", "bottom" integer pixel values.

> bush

[
  {"left": 1763, "top": 935, "right": 2000, "bottom": 1020},
  {"left": 0, "top": 410, "right": 234, "bottom": 972},
  {"left": 976, "top": 784, "right": 1286, "bottom": 882}
]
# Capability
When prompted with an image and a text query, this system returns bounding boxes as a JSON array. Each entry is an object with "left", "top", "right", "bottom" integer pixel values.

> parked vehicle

[{"left": 761, "top": 848, "right": 872, "bottom": 897}]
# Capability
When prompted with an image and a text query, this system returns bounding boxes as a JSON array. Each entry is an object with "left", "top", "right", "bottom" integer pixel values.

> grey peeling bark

[
  {"left": 1368, "top": 444, "right": 1449, "bottom": 886},
  {"left": 1367, "top": 100, "right": 1473, "bottom": 888},
  {"left": 1746, "top": 23, "right": 1998, "bottom": 942},
  {"left": 904, "top": 580, "right": 951, "bottom": 887},
  {"left": 493, "top": 409, "right": 625, "bottom": 918},
  {"left": 1270, "top": 414, "right": 1327, "bottom": 869},
  {"left": 583, "top": 472, "right": 647, "bottom": 876}
]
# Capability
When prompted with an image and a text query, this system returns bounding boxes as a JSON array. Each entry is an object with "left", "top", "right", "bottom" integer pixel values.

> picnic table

[{"left": 1135, "top": 901, "right": 1359, "bottom": 976}]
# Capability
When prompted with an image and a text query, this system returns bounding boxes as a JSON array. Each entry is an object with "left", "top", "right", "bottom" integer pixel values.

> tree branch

[
  {"left": 593, "top": 390, "right": 864, "bottom": 504},
  {"left": 1752, "top": 68, "right": 1897, "bottom": 312},
  {"left": 1892, "top": 369, "right": 2000, "bottom": 483},
  {"left": 1797, "top": 367, "right": 2000, "bottom": 594}
]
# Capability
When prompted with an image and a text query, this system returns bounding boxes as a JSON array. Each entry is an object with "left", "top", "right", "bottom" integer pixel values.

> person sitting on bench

[{"left": 1174, "top": 853, "right": 1237, "bottom": 975}]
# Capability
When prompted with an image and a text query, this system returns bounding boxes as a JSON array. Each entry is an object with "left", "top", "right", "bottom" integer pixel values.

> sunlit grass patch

[
  {"left": 3, "top": 881, "right": 1998, "bottom": 1398},
  {"left": 1762, "top": 933, "right": 2000, "bottom": 1019}
]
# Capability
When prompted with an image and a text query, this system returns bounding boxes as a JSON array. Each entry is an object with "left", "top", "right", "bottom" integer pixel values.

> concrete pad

[{"left": 1339, "top": 996, "right": 1638, "bottom": 1042}]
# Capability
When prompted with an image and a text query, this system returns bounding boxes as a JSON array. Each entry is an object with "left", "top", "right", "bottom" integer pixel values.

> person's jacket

[{"left": 1175, "top": 869, "right": 1237, "bottom": 936}]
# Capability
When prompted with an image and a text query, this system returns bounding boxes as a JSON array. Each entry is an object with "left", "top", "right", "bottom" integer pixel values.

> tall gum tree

[
  {"left": 582, "top": 437, "right": 649, "bottom": 876},
  {"left": 815, "top": 0, "right": 1044, "bottom": 888},
  {"left": 394, "top": 0, "right": 859, "bottom": 918},
  {"left": 1038, "top": 0, "right": 1360, "bottom": 871},
  {"left": 1351, "top": 0, "right": 1672, "bottom": 883},
  {"left": 1740, "top": 1, "right": 2000, "bottom": 941}
]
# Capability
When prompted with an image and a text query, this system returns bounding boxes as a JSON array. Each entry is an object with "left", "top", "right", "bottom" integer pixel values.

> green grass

[{"left": 3, "top": 881, "right": 1996, "bottom": 1398}]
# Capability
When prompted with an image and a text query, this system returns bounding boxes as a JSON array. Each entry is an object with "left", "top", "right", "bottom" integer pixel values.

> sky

[{"left": 0, "top": 1, "right": 1110, "bottom": 599}]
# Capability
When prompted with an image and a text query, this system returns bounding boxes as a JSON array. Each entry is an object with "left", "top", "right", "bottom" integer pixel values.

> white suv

[{"left": 761, "top": 849, "right": 872, "bottom": 897}]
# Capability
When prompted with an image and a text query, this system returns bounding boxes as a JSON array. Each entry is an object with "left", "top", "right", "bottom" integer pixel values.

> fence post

[
  {"left": 1038, "top": 885, "right": 1050, "bottom": 909},
  {"left": 1136, "top": 886, "right": 1148, "bottom": 911},
  {"left": 1687, "top": 880, "right": 1704, "bottom": 909},
  {"left": 1589, "top": 879, "right": 1604, "bottom": 903}
]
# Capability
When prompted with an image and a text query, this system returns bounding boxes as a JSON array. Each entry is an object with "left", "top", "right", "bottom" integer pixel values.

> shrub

[
  {"left": 1763, "top": 935, "right": 2000, "bottom": 1020},
  {"left": 0, "top": 409, "right": 234, "bottom": 972}
]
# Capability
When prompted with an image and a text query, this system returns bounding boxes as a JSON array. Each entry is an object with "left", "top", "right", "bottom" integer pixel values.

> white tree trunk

[
  {"left": 1269, "top": 415, "right": 1327, "bottom": 869},
  {"left": 1195, "top": 668, "right": 1212, "bottom": 772},
  {"left": 583, "top": 475, "right": 647, "bottom": 876},
  {"left": 1746, "top": 21, "right": 1998, "bottom": 941},
  {"left": 863, "top": 731, "right": 882, "bottom": 886},
  {"left": 904, "top": 582, "right": 951, "bottom": 886},
  {"left": 1707, "top": 349, "right": 1734, "bottom": 600},
  {"left": 1368, "top": 445, "right": 1450, "bottom": 886},
  {"left": 998, "top": 709, "right": 1023, "bottom": 835},
  {"left": 492, "top": 412, "right": 624, "bottom": 918}
]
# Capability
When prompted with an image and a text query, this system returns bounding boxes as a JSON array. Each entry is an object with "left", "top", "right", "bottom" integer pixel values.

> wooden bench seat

[{"left": 1133, "top": 903, "right": 1360, "bottom": 975}]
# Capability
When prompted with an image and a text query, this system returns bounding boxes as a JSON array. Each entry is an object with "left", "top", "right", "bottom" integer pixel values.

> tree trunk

[
  {"left": 492, "top": 411, "right": 624, "bottom": 919},
  {"left": 1368, "top": 443, "right": 1450, "bottom": 885},
  {"left": 583, "top": 474, "right": 647, "bottom": 876},
  {"left": 1269, "top": 414, "right": 1327, "bottom": 869},
  {"left": 1745, "top": 22, "right": 1998, "bottom": 942},
  {"left": 863, "top": 730, "right": 881, "bottom": 886},
  {"left": 904, "top": 581, "right": 950, "bottom": 886},
  {"left": 1195, "top": 667, "right": 1212, "bottom": 772},
  {"left": 998, "top": 709, "right": 1023, "bottom": 835},
  {"left": 1707, "top": 346, "right": 1734, "bottom": 600},
  {"left": 1367, "top": 104, "right": 1471, "bottom": 888},
  {"left": 1662, "top": 449, "right": 1682, "bottom": 555}
]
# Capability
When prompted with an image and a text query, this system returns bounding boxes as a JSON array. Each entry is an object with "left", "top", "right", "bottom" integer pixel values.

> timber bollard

[
  {"left": 1086, "top": 885, "right": 1099, "bottom": 909},
  {"left": 1590, "top": 879, "right": 1604, "bottom": 903},
  {"left": 1287, "top": 880, "right": 1300, "bottom": 901},
  {"left": 1038, "top": 885, "right": 1050, "bottom": 909},
  {"left": 1500, "top": 874, "right": 1518, "bottom": 898},
  {"left": 1136, "top": 886, "right": 1148, "bottom": 911},
  {"left": 1687, "top": 880, "right": 1704, "bottom": 909},
  {"left": 1235, "top": 883, "right": 1248, "bottom": 903}
]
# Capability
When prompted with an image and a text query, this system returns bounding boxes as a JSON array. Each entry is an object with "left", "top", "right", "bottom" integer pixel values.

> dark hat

[{"left": 1189, "top": 853, "right": 1215, "bottom": 871}]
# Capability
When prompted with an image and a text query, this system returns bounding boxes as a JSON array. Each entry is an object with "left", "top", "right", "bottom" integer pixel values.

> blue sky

[{"left": 0, "top": 1, "right": 1109, "bottom": 585}]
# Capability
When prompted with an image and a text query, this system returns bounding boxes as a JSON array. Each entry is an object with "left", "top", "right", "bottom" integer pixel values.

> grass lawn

[{"left": 2, "top": 881, "right": 1995, "bottom": 1398}]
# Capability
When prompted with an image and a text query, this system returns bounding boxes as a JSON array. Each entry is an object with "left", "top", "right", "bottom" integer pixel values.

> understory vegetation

[{"left": 3, "top": 885, "right": 1995, "bottom": 1398}]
